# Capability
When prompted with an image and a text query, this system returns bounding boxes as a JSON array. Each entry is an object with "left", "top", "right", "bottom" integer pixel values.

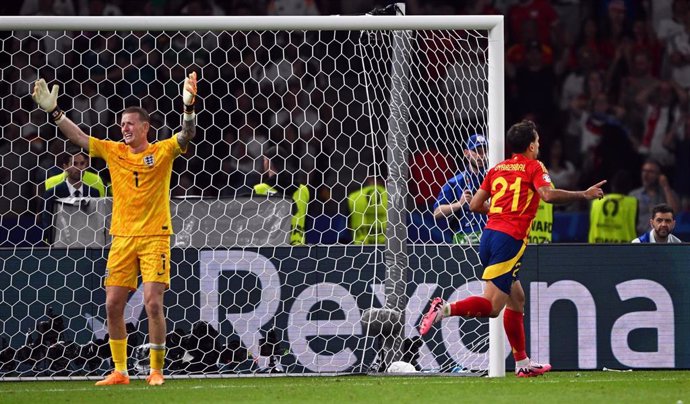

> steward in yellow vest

[
  {"left": 254, "top": 183, "right": 309, "bottom": 245},
  {"left": 528, "top": 199, "right": 553, "bottom": 243},
  {"left": 255, "top": 145, "right": 309, "bottom": 245},
  {"left": 347, "top": 178, "right": 387, "bottom": 244},
  {"left": 588, "top": 193, "right": 638, "bottom": 243},
  {"left": 45, "top": 153, "right": 107, "bottom": 197}
]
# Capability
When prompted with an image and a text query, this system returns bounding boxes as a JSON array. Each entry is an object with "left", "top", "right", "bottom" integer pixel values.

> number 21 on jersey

[{"left": 489, "top": 176, "right": 533, "bottom": 213}]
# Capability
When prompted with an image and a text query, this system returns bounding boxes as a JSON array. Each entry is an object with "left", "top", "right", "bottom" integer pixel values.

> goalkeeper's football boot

[
  {"left": 515, "top": 361, "right": 552, "bottom": 378},
  {"left": 95, "top": 371, "right": 130, "bottom": 386},
  {"left": 419, "top": 297, "right": 445, "bottom": 336},
  {"left": 146, "top": 370, "right": 165, "bottom": 386}
]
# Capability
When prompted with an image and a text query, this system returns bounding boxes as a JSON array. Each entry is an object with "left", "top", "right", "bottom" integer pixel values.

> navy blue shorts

[{"left": 478, "top": 229, "right": 526, "bottom": 295}]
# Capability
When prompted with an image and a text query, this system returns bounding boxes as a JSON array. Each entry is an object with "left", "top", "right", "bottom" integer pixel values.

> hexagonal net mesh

[{"left": 0, "top": 16, "right": 502, "bottom": 379}]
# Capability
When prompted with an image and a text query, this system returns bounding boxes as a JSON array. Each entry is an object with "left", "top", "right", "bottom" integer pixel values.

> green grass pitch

[{"left": 1, "top": 371, "right": 689, "bottom": 403}]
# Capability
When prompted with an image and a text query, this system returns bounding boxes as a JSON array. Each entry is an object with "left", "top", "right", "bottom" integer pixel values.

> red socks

[
  {"left": 449, "top": 296, "right": 493, "bottom": 317},
  {"left": 448, "top": 298, "right": 528, "bottom": 362},
  {"left": 503, "top": 308, "right": 527, "bottom": 362}
]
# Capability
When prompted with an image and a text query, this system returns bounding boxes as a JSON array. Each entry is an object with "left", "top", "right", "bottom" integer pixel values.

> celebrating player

[
  {"left": 32, "top": 72, "right": 198, "bottom": 386},
  {"left": 419, "top": 120, "right": 606, "bottom": 377}
]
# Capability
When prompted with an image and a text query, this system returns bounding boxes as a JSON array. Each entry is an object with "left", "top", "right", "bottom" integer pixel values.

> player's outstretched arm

[
  {"left": 538, "top": 180, "right": 607, "bottom": 204},
  {"left": 177, "top": 71, "right": 197, "bottom": 149},
  {"left": 32, "top": 79, "right": 90, "bottom": 151}
]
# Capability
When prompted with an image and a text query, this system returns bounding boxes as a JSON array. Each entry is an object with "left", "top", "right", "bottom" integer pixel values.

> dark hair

[
  {"left": 57, "top": 150, "right": 88, "bottom": 167},
  {"left": 642, "top": 158, "right": 661, "bottom": 170},
  {"left": 506, "top": 120, "right": 537, "bottom": 153},
  {"left": 122, "top": 106, "right": 150, "bottom": 123},
  {"left": 651, "top": 203, "right": 674, "bottom": 219}
]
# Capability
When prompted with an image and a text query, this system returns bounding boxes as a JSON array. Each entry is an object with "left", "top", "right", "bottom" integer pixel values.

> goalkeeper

[{"left": 32, "top": 72, "right": 198, "bottom": 386}]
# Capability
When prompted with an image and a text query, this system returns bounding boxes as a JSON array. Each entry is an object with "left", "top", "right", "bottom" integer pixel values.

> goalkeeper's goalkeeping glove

[
  {"left": 182, "top": 71, "right": 197, "bottom": 120},
  {"left": 32, "top": 79, "right": 65, "bottom": 122}
]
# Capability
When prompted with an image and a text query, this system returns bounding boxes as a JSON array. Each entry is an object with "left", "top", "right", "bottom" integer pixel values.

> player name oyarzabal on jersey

[{"left": 494, "top": 163, "right": 526, "bottom": 172}]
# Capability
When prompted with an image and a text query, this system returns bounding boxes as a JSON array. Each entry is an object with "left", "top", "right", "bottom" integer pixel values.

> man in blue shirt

[
  {"left": 432, "top": 134, "right": 488, "bottom": 244},
  {"left": 632, "top": 203, "right": 683, "bottom": 243}
]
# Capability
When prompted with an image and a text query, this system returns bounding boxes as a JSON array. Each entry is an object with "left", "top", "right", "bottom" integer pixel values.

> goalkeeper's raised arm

[
  {"left": 177, "top": 71, "right": 197, "bottom": 149},
  {"left": 32, "top": 79, "right": 90, "bottom": 150},
  {"left": 31, "top": 71, "right": 197, "bottom": 151}
]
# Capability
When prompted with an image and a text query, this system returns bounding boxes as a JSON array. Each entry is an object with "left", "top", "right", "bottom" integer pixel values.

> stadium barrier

[{"left": 0, "top": 244, "right": 688, "bottom": 378}]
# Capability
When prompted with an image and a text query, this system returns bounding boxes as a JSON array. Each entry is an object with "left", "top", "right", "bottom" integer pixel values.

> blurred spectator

[
  {"left": 432, "top": 134, "right": 487, "bottom": 244},
  {"left": 559, "top": 46, "right": 600, "bottom": 115},
  {"left": 666, "top": 11, "right": 690, "bottom": 90},
  {"left": 632, "top": 203, "right": 683, "bottom": 242},
  {"left": 655, "top": 0, "right": 688, "bottom": 48},
  {"left": 506, "top": 21, "right": 555, "bottom": 73},
  {"left": 544, "top": 139, "right": 578, "bottom": 191},
  {"left": 617, "top": 51, "right": 659, "bottom": 142},
  {"left": 662, "top": 109, "right": 690, "bottom": 210},
  {"left": 636, "top": 80, "right": 688, "bottom": 167},
  {"left": 629, "top": 18, "right": 663, "bottom": 76},
  {"left": 40, "top": 151, "right": 100, "bottom": 243},
  {"left": 588, "top": 169, "right": 637, "bottom": 243},
  {"left": 506, "top": 0, "right": 560, "bottom": 46},
  {"left": 570, "top": 17, "right": 614, "bottom": 70},
  {"left": 585, "top": 113, "right": 642, "bottom": 198},
  {"left": 347, "top": 175, "right": 387, "bottom": 245},
  {"left": 629, "top": 159, "right": 682, "bottom": 234},
  {"left": 598, "top": 0, "right": 634, "bottom": 45},
  {"left": 509, "top": 39, "right": 557, "bottom": 130},
  {"left": 565, "top": 71, "right": 613, "bottom": 164}
]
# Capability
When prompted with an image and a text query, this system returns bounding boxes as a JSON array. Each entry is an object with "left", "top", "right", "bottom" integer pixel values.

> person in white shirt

[{"left": 632, "top": 203, "right": 683, "bottom": 243}]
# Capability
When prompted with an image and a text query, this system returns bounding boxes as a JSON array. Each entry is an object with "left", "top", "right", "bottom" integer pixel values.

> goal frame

[{"left": 0, "top": 14, "right": 506, "bottom": 377}]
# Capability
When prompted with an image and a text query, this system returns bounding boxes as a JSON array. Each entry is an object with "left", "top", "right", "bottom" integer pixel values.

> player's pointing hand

[{"left": 584, "top": 180, "right": 607, "bottom": 200}]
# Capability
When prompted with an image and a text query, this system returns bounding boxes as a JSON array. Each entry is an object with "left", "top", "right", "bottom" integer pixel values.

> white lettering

[
  {"left": 531, "top": 281, "right": 597, "bottom": 369},
  {"left": 199, "top": 250, "right": 280, "bottom": 359},
  {"left": 611, "top": 280, "right": 674, "bottom": 367},
  {"left": 288, "top": 283, "right": 360, "bottom": 372}
]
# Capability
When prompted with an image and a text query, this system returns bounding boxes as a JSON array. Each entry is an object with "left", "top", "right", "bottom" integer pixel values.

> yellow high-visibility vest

[
  {"left": 528, "top": 199, "right": 553, "bottom": 244},
  {"left": 588, "top": 194, "right": 638, "bottom": 243},
  {"left": 347, "top": 184, "right": 387, "bottom": 245},
  {"left": 254, "top": 183, "right": 309, "bottom": 245},
  {"left": 45, "top": 171, "right": 106, "bottom": 197}
]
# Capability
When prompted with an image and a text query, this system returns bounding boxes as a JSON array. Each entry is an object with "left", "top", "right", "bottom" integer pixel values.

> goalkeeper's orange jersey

[{"left": 90, "top": 136, "right": 185, "bottom": 236}]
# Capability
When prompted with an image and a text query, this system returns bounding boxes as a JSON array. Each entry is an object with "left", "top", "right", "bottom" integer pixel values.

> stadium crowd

[{"left": 1, "top": 0, "right": 690, "bottom": 245}]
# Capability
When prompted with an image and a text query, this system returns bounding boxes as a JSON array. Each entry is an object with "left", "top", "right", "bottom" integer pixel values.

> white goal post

[{"left": 0, "top": 13, "right": 505, "bottom": 379}]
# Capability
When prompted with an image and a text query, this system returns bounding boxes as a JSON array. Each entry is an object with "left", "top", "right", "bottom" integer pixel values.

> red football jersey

[{"left": 479, "top": 154, "right": 552, "bottom": 240}]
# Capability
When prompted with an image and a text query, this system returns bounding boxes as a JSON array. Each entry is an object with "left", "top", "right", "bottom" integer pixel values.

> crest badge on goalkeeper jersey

[{"left": 144, "top": 155, "right": 155, "bottom": 167}]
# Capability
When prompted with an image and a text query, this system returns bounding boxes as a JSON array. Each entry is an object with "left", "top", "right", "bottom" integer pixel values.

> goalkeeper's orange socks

[
  {"left": 448, "top": 296, "right": 493, "bottom": 317},
  {"left": 149, "top": 343, "right": 166, "bottom": 372},
  {"left": 109, "top": 338, "right": 128, "bottom": 376},
  {"left": 503, "top": 308, "right": 528, "bottom": 362}
]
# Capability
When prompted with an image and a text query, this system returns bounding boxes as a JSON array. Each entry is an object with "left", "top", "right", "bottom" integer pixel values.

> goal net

[{"left": 0, "top": 13, "right": 505, "bottom": 379}]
